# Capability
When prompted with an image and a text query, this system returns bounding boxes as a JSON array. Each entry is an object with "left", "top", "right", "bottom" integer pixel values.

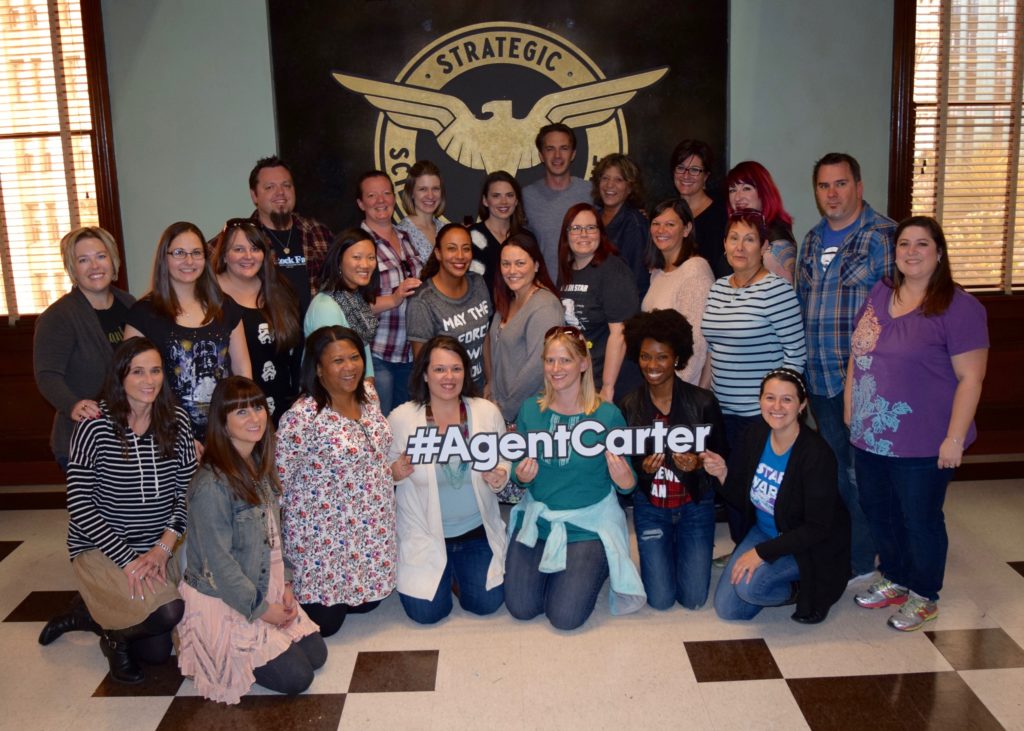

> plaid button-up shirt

[
  {"left": 361, "top": 221, "right": 423, "bottom": 363},
  {"left": 796, "top": 202, "right": 895, "bottom": 398}
]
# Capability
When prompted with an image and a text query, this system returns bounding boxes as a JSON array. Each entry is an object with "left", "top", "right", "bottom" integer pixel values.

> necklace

[
  {"left": 731, "top": 265, "right": 764, "bottom": 289},
  {"left": 266, "top": 226, "right": 295, "bottom": 255}
]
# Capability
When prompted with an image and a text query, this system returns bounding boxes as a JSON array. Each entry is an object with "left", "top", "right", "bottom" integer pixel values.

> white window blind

[
  {"left": 911, "top": 0, "right": 1024, "bottom": 292},
  {"left": 0, "top": 0, "right": 99, "bottom": 319}
]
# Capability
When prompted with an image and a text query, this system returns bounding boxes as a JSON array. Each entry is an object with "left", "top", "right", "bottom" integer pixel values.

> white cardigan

[{"left": 388, "top": 397, "right": 510, "bottom": 600}]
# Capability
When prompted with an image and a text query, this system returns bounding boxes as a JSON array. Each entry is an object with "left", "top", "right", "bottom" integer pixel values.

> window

[
  {"left": 893, "top": 0, "right": 1024, "bottom": 292},
  {"left": 0, "top": 0, "right": 117, "bottom": 318}
]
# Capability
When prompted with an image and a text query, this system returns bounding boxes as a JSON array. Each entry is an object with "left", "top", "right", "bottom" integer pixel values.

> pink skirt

[{"left": 177, "top": 546, "right": 318, "bottom": 705}]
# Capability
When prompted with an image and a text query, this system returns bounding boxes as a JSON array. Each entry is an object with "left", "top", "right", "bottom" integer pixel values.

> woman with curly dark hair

[{"left": 618, "top": 309, "right": 727, "bottom": 610}]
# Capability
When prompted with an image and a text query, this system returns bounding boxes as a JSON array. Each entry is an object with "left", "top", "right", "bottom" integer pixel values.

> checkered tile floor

[{"left": 1, "top": 479, "right": 1023, "bottom": 729}]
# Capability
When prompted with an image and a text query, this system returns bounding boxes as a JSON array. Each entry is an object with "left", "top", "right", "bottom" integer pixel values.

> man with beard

[{"left": 248, "top": 156, "right": 332, "bottom": 315}]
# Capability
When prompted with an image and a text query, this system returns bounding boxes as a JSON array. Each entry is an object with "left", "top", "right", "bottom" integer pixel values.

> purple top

[{"left": 849, "top": 281, "right": 988, "bottom": 457}]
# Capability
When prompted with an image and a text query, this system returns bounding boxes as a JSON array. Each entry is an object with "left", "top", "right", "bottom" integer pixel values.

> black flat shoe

[{"left": 791, "top": 608, "right": 828, "bottom": 625}]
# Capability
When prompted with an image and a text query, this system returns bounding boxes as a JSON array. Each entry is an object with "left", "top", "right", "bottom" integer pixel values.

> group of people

[{"left": 31, "top": 121, "right": 988, "bottom": 703}]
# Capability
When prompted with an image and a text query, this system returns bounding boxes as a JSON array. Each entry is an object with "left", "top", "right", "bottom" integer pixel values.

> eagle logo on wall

[{"left": 333, "top": 67, "right": 667, "bottom": 176}]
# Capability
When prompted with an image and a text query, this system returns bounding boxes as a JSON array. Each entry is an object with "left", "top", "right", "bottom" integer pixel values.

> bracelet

[{"left": 156, "top": 541, "right": 173, "bottom": 556}]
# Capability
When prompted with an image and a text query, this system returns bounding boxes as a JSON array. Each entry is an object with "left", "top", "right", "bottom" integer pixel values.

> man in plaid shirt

[{"left": 796, "top": 152, "right": 895, "bottom": 582}]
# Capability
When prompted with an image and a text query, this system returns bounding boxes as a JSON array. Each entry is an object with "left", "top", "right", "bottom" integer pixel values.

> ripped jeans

[{"left": 632, "top": 488, "right": 715, "bottom": 610}]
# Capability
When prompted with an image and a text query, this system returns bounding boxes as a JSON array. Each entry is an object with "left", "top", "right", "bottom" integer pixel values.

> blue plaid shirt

[{"left": 796, "top": 202, "right": 895, "bottom": 397}]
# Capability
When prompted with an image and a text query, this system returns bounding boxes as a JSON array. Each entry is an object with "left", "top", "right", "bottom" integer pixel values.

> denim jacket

[{"left": 183, "top": 465, "right": 292, "bottom": 622}]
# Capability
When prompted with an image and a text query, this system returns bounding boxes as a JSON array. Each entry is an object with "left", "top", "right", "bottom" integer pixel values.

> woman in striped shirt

[
  {"left": 62, "top": 337, "right": 197, "bottom": 684},
  {"left": 701, "top": 210, "right": 806, "bottom": 555}
]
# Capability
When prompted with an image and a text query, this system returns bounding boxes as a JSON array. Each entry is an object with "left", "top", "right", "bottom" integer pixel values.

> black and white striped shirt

[
  {"left": 701, "top": 274, "right": 807, "bottom": 417},
  {"left": 66, "top": 404, "right": 197, "bottom": 566}
]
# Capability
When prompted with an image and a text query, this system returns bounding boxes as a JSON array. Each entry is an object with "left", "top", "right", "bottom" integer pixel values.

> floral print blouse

[{"left": 275, "top": 384, "right": 396, "bottom": 606}]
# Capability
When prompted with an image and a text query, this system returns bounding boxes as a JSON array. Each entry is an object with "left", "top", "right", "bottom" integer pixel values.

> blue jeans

[
  {"left": 371, "top": 356, "right": 412, "bottom": 416},
  {"left": 854, "top": 448, "right": 953, "bottom": 601},
  {"left": 504, "top": 532, "right": 609, "bottom": 631},
  {"left": 809, "top": 392, "right": 876, "bottom": 576},
  {"left": 714, "top": 525, "right": 800, "bottom": 620},
  {"left": 399, "top": 534, "right": 505, "bottom": 624},
  {"left": 632, "top": 489, "right": 714, "bottom": 610}
]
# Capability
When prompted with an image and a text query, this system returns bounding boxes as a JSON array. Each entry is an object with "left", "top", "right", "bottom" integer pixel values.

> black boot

[
  {"left": 38, "top": 595, "right": 102, "bottom": 645},
  {"left": 100, "top": 632, "right": 144, "bottom": 684}
]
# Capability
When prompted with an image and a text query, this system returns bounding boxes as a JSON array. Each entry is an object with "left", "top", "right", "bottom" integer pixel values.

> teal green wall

[{"left": 103, "top": 0, "right": 894, "bottom": 294}]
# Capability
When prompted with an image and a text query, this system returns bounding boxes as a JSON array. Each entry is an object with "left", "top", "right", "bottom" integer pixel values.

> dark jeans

[
  {"left": 721, "top": 413, "right": 760, "bottom": 544},
  {"left": 809, "top": 392, "right": 876, "bottom": 576},
  {"left": 301, "top": 599, "right": 381, "bottom": 638},
  {"left": 854, "top": 448, "right": 953, "bottom": 601},
  {"left": 371, "top": 356, "right": 412, "bottom": 415},
  {"left": 633, "top": 489, "right": 715, "bottom": 610},
  {"left": 253, "top": 633, "right": 328, "bottom": 696},
  {"left": 504, "top": 533, "right": 609, "bottom": 631},
  {"left": 713, "top": 525, "right": 800, "bottom": 620},
  {"left": 399, "top": 533, "right": 505, "bottom": 624}
]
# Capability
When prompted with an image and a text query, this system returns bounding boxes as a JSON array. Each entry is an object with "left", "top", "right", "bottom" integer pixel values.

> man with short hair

[
  {"left": 521, "top": 123, "right": 592, "bottom": 277},
  {"left": 248, "top": 155, "right": 332, "bottom": 315},
  {"left": 797, "top": 152, "right": 896, "bottom": 582}
]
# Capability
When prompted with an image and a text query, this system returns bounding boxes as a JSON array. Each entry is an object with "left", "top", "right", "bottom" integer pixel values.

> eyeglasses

[
  {"left": 566, "top": 224, "right": 599, "bottom": 236},
  {"left": 168, "top": 248, "right": 205, "bottom": 260},
  {"left": 674, "top": 165, "right": 706, "bottom": 177}
]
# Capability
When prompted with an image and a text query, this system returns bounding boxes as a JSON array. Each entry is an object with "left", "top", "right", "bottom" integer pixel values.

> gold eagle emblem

[{"left": 333, "top": 68, "right": 667, "bottom": 175}]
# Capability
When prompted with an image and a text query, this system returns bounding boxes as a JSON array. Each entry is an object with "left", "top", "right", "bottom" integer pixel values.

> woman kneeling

[
  {"left": 704, "top": 369, "right": 850, "bottom": 624},
  {"left": 178, "top": 377, "right": 326, "bottom": 704}
]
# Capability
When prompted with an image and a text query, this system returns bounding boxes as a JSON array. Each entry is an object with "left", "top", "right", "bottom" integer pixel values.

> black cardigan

[
  {"left": 719, "top": 421, "right": 851, "bottom": 618},
  {"left": 617, "top": 377, "right": 728, "bottom": 503}
]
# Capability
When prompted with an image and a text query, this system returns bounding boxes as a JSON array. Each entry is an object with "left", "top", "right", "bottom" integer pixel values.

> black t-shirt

[
  {"left": 238, "top": 304, "right": 301, "bottom": 423},
  {"left": 126, "top": 298, "right": 242, "bottom": 440},
  {"left": 94, "top": 297, "right": 130, "bottom": 348},
  {"left": 261, "top": 224, "right": 312, "bottom": 316}
]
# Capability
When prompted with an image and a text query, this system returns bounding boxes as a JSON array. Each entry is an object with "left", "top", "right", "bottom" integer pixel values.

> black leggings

[
  {"left": 252, "top": 633, "right": 328, "bottom": 695},
  {"left": 108, "top": 599, "right": 184, "bottom": 665},
  {"left": 300, "top": 600, "right": 380, "bottom": 638}
]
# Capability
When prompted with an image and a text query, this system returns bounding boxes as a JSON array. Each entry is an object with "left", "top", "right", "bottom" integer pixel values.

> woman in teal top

[
  {"left": 504, "top": 325, "right": 645, "bottom": 630},
  {"left": 304, "top": 228, "right": 379, "bottom": 378}
]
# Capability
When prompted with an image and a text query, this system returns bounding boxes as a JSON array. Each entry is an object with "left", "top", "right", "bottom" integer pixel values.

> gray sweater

[
  {"left": 521, "top": 177, "right": 592, "bottom": 277},
  {"left": 488, "top": 288, "right": 564, "bottom": 422},
  {"left": 33, "top": 286, "right": 135, "bottom": 463}
]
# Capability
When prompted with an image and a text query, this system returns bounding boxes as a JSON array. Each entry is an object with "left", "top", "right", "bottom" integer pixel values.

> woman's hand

[
  {"left": 641, "top": 453, "right": 665, "bottom": 475},
  {"left": 71, "top": 399, "right": 101, "bottom": 422},
  {"left": 702, "top": 449, "right": 727, "bottom": 484},
  {"left": 938, "top": 437, "right": 964, "bottom": 469},
  {"left": 397, "top": 277, "right": 422, "bottom": 299},
  {"left": 672, "top": 452, "right": 701, "bottom": 472},
  {"left": 599, "top": 383, "right": 615, "bottom": 404},
  {"left": 730, "top": 548, "right": 764, "bottom": 585},
  {"left": 391, "top": 454, "right": 414, "bottom": 481},
  {"left": 482, "top": 466, "right": 508, "bottom": 491},
  {"left": 515, "top": 457, "right": 538, "bottom": 484},
  {"left": 606, "top": 452, "right": 636, "bottom": 491},
  {"left": 260, "top": 601, "right": 298, "bottom": 629},
  {"left": 193, "top": 439, "right": 205, "bottom": 459},
  {"left": 123, "top": 546, "right": 169, "bottom": 600}
]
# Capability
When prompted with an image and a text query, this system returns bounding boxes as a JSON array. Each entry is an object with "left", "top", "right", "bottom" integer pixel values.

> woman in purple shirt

[{"left": 845, "top": 216, "right": 988, "bottom": 631}]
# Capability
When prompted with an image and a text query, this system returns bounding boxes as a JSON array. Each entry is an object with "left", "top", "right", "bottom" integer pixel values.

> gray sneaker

[
  {"left": 855, "top": 577, "right": 909, "bottom": 608},
  {"left": 887, "top": 593, "right": 938, "bottom": 631}
]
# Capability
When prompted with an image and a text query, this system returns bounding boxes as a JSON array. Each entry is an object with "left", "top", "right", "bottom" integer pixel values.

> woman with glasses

[
  {"left": 726, "top": 161, "right": 797, "bottom": 284},
  {"left": 124, "top": 221, "right": 251, "bottom": 444},
  {"left": 590, "top": 153, "right": 650, "bottom": 298},
  {"left": 357, "top": 171, "right": 424, "bottom": 415},
  {"left": 670, "top": 139, "right": 729, "bottom": 278},
  {"left": 556, "top": 202, "right": 639, "bottom": 402},
  {"left": 212, "top": 219, "right": 302, "bottom": 423},
  {"left": 276, "top": 326, "right": 396, "bottom": 638},
  {"left": 395, "top": 160, "right": 447, "bottom": 263},
  {"left": 487, "top": 232, "right": 564, "bottom": 424},
  {"left": 641, "top": 199, "right": 715, "bottom": 386},
  {"left": 388, "top": 336, "right": 509, "bottom": 624},
  {"left": 504, "top": 325, "right": 645, "bottom": 630}
]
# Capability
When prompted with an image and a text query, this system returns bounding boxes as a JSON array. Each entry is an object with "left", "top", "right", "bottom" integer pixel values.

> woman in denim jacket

[{"left": 179, "top": 377, "right": 326, "bottom": 704}]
